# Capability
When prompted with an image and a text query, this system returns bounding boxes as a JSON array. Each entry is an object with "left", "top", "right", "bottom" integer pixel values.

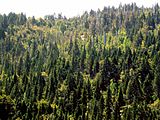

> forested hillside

[{"left": 0, "top": 3, "right": 160, "bottom": 120}]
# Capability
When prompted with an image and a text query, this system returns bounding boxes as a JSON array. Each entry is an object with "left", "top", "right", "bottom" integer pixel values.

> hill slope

[{"left": 0, "top": 3, "right": 160, "bottom": 120}]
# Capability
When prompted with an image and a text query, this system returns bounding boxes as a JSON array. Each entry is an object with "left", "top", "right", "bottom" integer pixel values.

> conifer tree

[
  {"left": 143, "top": 74, "right": 153, "bottom": 103},
  {"left": 105, "top": 86, "right": 112, "bottom": 120}
]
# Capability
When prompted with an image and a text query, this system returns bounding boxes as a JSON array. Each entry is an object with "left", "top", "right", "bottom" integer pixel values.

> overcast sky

[{"left": 0, "top": 0, "right": 159, "bottom": 18}]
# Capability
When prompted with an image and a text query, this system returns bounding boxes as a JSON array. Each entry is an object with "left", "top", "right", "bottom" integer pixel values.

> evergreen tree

[
  {"left": 143, "top": 74, "right": 153, "bottom": 103},
  {"left": 80, "top": 45, "right": 86, "bottom": 71},
  {"left": 117, "top": 88, "right": 125, "bottom": 107},
  {"left": 24, "top": 51, "right": 30, "bottom": 74},
  {"left": 154, "top": 66, "right": 160, "bottom": 99},
  {"left": 105, "top": 86, "right": 112, "bottom": 120},
  {"left": 100, "top": 57, "right": 111, "bottom": 91},
  {"left": 126, "top": 69, "right": 143, "bottom": 102}
]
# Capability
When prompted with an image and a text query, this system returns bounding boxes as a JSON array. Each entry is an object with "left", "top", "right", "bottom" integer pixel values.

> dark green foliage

[
  {"left": 143, "top": 75, "right": 153, "bottom": 103},
  {"left": 105, "top": 86, "right": 112, "bottom": 120},
  {"left": 118, "top": 88, "right": 125, "bottom": 107},
  {"left": 0, "top": 3, "right": 160, "bottom": 119},
  {"left": 126, "top": 69, "right": 143, "bottom": 102},
  {"left": 154, "top": 68, "right": 160, "bottom": 99},
  {"left": 100, "top": 57, "right": 111, "bottom": 91}
]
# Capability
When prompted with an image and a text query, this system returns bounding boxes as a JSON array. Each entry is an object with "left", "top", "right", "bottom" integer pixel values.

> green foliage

[{"left": 0, "top": 3, "right": 160, "bottom": 119}]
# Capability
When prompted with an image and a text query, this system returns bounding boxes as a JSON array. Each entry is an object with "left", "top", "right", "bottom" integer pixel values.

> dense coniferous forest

[{"left": 0, "top": 3, "right": 160, "bottom": 120}]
